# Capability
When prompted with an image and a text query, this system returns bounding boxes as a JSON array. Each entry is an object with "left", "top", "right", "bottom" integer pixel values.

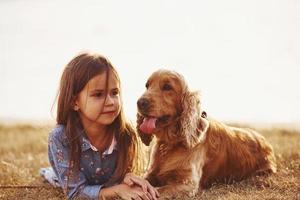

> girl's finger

[
  {"left": 154, "top": 186, "right": 159, "bottom": 198},
  {"left": 134, "top": 195, "right": 142, "bottom": 200},
  {"left": 123, "top": 178, "right": 134, "bottom": 186},
  {"left": 135, "top": 190, "right": 150, "bottom": 200},
  {"left": 130, "top": 177, "right": 148, "bottom": 193},
  {"left": 145, "top": 192, "right": 153, "bottom": 200},
  {"left": 146, "top": 182, "right": 158, "bottom": 200}
]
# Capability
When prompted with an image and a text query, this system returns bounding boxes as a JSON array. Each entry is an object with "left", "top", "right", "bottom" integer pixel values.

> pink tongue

[{"left": 139, "top": 117, "right": 157, "bottom": 134}]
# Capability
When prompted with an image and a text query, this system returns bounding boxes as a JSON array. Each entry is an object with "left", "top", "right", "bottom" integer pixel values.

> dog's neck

[
  {"left": 155, "top": 124, "right": 190, "bottom": 149},
  {"left": 154, "top": 114, "right": 209, "bottom": 149}
]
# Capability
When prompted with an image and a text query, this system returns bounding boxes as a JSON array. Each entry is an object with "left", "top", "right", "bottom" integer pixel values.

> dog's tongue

[{"left": 139, "top": 117, "right": 157, "bottom": 134}]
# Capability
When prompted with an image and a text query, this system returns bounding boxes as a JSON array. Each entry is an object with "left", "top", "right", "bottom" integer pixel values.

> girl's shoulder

[{"left": 48, "top": 124, "right": 67, "bottom": 143}]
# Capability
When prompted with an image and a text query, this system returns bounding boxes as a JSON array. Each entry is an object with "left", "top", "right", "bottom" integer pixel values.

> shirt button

[
  {"left": 89, "top": 161, "right": 94, "bottom": 167},
  {"left": 95, "top": 168, "right": 102, "bottom": 175}
]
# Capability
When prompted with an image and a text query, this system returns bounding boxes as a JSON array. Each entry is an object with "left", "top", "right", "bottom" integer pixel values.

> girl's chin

[{"left": 95, "top": 116, "right": 117, "bottom": 125}]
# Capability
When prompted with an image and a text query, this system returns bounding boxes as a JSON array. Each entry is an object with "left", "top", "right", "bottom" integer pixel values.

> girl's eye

[
  {"left": 93, "top": 92, "right": 104, "bottom": 97},
  {"left": 112, "top": 89, "right": 119, "bottom": 96}
]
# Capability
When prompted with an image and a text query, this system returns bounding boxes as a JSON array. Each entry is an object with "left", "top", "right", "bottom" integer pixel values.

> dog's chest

[
  {"left": 158, "top": 143, "right": 170, "bottom": 157},
  {"left": 154, "top": 143, "right": 175, "bottom": 159},
  {"left": 152, "top": 143, "right": 186, "bottom": 168}
]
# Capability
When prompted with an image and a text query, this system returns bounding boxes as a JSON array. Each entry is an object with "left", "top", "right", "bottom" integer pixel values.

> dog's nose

[{"left": 137, "top": 98, "right": 150, "bottom": 111}]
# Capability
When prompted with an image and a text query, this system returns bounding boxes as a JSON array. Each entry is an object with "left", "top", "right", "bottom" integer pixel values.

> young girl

[{"left": 44, "top": 52, "right": 158, "bottom": 200}]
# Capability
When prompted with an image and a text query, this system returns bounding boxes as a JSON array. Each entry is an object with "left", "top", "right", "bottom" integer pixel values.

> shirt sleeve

[{"left": 48, "top": 128, "right": 102, "bottom": 199}]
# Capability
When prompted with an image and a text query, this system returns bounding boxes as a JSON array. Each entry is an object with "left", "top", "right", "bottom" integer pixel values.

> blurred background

[{"left": 1, "top": 0, "right": 299, "bottom": 124}]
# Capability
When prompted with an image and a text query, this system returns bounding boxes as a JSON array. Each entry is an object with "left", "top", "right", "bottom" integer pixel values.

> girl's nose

[{"left": 105, "top": 94, "right": 114, "bottom": 105}]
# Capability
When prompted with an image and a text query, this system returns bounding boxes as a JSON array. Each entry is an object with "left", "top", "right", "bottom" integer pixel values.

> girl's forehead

[{"left": 87, "top": 72, "right": 119, "bottom": 89}]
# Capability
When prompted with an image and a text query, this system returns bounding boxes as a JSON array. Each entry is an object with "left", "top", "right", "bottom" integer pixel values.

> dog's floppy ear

[
  {"left": 137, "top": 113, "right": 153, "bottom": 146},
  {"left": 179, "top": 91, "right": 208, "bottom": 148}
]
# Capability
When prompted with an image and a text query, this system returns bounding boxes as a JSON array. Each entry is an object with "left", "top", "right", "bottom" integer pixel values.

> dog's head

[{"left": 137, "top": 69, "right": 209, "bottom": 148}]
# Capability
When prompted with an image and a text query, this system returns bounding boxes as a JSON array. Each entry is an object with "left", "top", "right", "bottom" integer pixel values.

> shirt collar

[{"left": 81, "top": 135, "right": 117, "bottom": 154}]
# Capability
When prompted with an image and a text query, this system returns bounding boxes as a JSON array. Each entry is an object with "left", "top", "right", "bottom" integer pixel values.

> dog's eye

[
  {"left": 162, "top": 83, "right": 173, "bottom": 91},
  {"left": 145, "top": 82, "right": 149, "bottom": 89}
]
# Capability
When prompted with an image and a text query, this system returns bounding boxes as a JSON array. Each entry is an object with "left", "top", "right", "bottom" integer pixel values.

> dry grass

[{"left": 0, "top": 123, "right": 299, "bottom": 200}]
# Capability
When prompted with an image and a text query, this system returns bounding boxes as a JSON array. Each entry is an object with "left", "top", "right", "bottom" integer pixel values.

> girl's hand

[
  {"left": 123, "top": 173, "right": 159, "bottom": 200},
  {"left": 100, "top": 183, "right": 151, "bottom": 200}
]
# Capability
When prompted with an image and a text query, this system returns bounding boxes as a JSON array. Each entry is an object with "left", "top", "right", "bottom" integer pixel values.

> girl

[{"left": 45, "top": 52, "right": 158, "bottom": 200}]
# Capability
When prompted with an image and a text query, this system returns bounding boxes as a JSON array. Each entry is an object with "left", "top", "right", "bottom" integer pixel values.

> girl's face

[{"left": 74, "top": 71, "right": 121, "bottom": 128}]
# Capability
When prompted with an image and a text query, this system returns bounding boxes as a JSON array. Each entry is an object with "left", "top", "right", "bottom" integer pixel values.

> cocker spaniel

[{"left": 137, "top": 69, "right": 277, "bottom": 199}]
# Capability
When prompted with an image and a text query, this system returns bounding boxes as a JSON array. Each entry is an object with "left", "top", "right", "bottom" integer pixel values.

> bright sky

[{"left": 0, "top": 0, "right": 299, "bottom": 123}]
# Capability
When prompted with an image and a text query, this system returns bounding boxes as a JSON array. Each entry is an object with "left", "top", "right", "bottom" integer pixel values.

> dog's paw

[{"left": 157, "top": 186, "right": 196, "bottom": 200}]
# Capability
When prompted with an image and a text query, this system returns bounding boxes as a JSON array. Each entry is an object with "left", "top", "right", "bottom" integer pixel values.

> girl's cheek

[
  {"left": 112, "top": 95, "right": 120, "bottom": 102},
  {"left": 116, "top": 98, "right": 121, "bottom": 106}
]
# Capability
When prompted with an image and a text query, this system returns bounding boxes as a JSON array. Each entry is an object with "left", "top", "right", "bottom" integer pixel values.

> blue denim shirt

[{"left": 48, "top": 125, "right": 118, "bottom": 199}]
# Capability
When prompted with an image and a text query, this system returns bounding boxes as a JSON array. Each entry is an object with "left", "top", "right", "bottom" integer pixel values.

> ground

[{"left": 0, "top": 122, "right": 299, "bottom": 200}]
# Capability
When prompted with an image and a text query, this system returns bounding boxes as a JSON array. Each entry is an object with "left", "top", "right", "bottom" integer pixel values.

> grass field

[{"left": 0, "top": 122, "right": 299, "bottom": 200}]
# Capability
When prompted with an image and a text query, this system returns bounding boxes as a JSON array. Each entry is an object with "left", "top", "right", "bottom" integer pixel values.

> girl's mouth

[{"left": 101, "top": 111, "right": 116, "bottom": 114}]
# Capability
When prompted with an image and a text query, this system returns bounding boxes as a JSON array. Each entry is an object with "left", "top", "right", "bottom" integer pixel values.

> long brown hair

[{"left": 56, "top": 52, "right": 143, "bottom": 186}]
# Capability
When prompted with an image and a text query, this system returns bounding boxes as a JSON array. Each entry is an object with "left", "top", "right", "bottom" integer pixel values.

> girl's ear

[
  {"left": 73, "top": 98, "right": 80, "bottom": 111},
  {"left": 136, "top": 113, "right": 153, "bottom": 146},
  {"left": 73, "top": 105, "right": 79, "bottom": 111}
]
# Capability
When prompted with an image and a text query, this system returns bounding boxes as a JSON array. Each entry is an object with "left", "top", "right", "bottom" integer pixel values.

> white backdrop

[{"left": 0, "top": 0, "right": 299, "bottom": 123}]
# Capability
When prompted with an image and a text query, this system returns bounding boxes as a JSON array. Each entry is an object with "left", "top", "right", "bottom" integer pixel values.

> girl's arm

[
  {"left": 48, "top": 127, "right": 102, "bottom": 199},
  {"left": 48, "top": 127, "right": 154, "bottom": 200},
  {"left": 123, "top": 173, "right": 159, "bottom": 199},
  {"left": 99, "top": 183, "right": 154, "bottom": 200}
]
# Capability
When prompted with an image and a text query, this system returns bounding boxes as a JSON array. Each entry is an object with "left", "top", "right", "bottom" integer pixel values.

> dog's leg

[
  {"left": 157, "top": 182, "right": 199, "bottom": 199},
  {"left": 157, "top": 166, "right": 201, "bottom": 199},
  {"left": 144, "top": 166, "right": 162, "bottom": 187}
]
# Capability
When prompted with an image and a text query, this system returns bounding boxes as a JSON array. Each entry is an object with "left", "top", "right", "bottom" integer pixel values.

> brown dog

[{"left": 137, "top": 69, "right": 276, "bottom": 198}]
